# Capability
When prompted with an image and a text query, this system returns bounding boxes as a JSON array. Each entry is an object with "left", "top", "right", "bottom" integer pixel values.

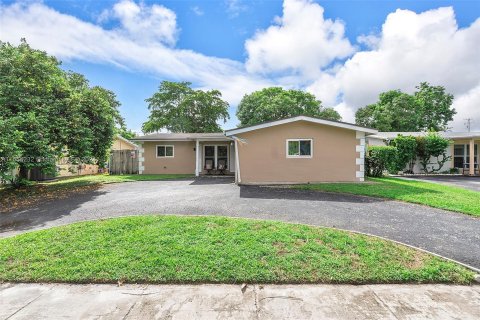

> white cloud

[
  {"left": 225, "top": 0, "right": 247, "bottom": 18},
  {"left": 0, "top": 1, "right": 271, "bottom": 107},
  {"left": 245, "top": 0, "right": 355, "bottom": 80},
  {"left": 307, "top": 7, "right": 480, "bottom": 128},
  {"left": 0, "top": 1, "right": 479, "bottom": 131},
  {"left": 451, "top": 84, "right": 480, "bottom": 131},
  {"left": 191, "top": 6, "right": 204, "bottom": 16},
  {"left": 98, "top": 0, "right": 179, "bottom": 46}
]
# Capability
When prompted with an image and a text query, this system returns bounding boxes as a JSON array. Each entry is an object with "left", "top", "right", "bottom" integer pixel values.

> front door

[{"left": 203, "top": 145, "right": 229, "bottom": 171}]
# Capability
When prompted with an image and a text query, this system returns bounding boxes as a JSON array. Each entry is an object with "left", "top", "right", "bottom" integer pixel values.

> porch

[
  {"left": 452, "top": 138, "right": 479, "bottom": 176},
  {"left": 194, "top": 138, "right": 236, "bottom": 177}
]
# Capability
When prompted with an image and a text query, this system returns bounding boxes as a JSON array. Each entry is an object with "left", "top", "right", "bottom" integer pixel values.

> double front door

[{"left": 204, "top": 145, "right": 229, "bottom": 170}]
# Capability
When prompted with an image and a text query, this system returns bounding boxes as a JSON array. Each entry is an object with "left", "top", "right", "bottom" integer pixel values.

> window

[
  {"left": 454, "top": 144, "right": 478, "bottom": 168},
  {"left": 157, "top": 145, "right": 174, "bottom": 158},
  {"left": 287, "top": 139, "right": 312, "bottom": 158},
  {"left": 217, "top": 145, "right": 228, "bottom": 169}
]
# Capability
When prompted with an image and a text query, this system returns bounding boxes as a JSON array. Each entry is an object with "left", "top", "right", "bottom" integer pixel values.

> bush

[
  {"left": 390, "top": 135, "right": 417, "bottom": 173},
  {"left": 365, "top": 146, "right": 397, "bottom": 177},
  {"left": 417, "top": 133, "right": 451, "bottom": 173}
]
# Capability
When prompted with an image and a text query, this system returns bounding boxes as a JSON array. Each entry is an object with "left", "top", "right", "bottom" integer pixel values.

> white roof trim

[
  {"left": 132, "top": 137, "right": 233, "bottom": 142},
  {"left": 225, "top": 116, "right": 378, "bottom": 136}
]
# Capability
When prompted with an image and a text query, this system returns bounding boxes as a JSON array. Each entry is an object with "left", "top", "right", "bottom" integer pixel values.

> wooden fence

[{"left": 109, "top": 150, "right": 139, "bottom": 174}]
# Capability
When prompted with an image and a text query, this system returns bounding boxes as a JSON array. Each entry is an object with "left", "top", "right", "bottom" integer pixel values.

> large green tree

[
  {"left": 143, "top": 81, "right": 230, "bottom": 133},
  {"left": 67, "top": 72, "right": 124, "bottom": 166},
  {"left": 236, "top": 87, "right": 341, "bottom": 127},
  {"left": 0, "top": 40, "right": 123, "bottom": 183},
  {"left": 355, "top": 82, "right": 455, "bottom": 131}
]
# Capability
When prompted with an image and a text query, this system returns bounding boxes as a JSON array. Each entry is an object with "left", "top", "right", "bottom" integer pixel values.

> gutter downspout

[
  {"left": 195, "top": 139, "right": 200, "bottom": 177},
  {"left": 232, "top": 136, "right": 242, "bottom": 184}
]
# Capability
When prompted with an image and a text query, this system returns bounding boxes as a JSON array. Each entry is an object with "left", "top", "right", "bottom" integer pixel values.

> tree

[
  {"left": 365, "top": 146, "right": 397, "bottom": 177},
  {"left": 67, "top": 72, "right": 124, "bottom": 166},
  {"left": 236, "top": 87, "right": 341, "bottom": 127},
  {"left": 116, "top": 127, "right": 137, "bottom": 140},
  {"left": 390, "top": 135, "right": 417, "bottom": 173},
  {"left": 143, "top": 81, "right": 230, "bottom": 133},
  {"left": 0, "top": 117, "right": 23, "bottom": 184},
  {"left": 414, "top": 82, "right": 455, "bottom": 131},
  {"left": 355, "top": 83, "right": 455, "bottom": 131},
  {"left": 0, "top": 40, "right": 124, "bottom": 183},
  {"left": 416, "top": 132, "right": 451, "bottom": 173}
]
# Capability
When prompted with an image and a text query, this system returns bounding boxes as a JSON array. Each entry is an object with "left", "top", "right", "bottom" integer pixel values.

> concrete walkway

[{"left": 1, "top": 283, "right": 479, "bottom": 319}]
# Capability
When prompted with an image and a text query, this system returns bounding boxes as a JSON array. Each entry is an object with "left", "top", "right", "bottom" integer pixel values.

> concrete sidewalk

[{"left": 1, "top": 283, "right": 479, "bottom": 319}]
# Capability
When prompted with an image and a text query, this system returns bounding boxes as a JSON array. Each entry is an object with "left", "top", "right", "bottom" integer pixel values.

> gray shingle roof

[
  {"left": 369, "top": 132, "right": 480, "bottom": 140},
  {"left": 131, "top": 132, "right": 230, "bottom": 141}
]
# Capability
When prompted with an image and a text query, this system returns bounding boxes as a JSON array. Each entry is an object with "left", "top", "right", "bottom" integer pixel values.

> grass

[
  {"left": 45, "top": 173, "right": 194, "bottom": 187},
  {"left": 293, "top": 177, "right": 480, "bottom": 217},
  {"left": 0, "top": 174, "right": 193, "bottom": 213},
  {"left": 0, "top": 216, "right": 475, "bottom": 284}
]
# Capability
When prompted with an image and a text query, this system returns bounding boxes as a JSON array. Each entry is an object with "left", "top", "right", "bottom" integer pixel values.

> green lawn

[
  {"left": 0, "top": 174, "right": 193, "bottom": 213},
  {"left": 293, "top": 177, "right": 480, "bottom": 217},
  {"left": 0, "top": 216, "right": 474, "bottom": 284}
]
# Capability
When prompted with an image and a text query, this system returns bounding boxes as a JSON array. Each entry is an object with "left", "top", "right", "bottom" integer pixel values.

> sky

[{"left": 1, "top": 0, "right": 479, "bottom": 132}]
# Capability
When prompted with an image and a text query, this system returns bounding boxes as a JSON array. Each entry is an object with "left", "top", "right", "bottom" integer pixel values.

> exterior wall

[
  {"left": 141, "top": 141, "right": 196, "bottom": 174},
  {"left": 236, "top": 120, "right": 359, "bottom": 184},
  {"left": 365, "top": 138, "right": 480, "bottom": 174},
  {"left": 355, "top": 131, "right": 365, "bottom": 182},
  {"left": 410, "top": 144, "right": 453, "bottom": 173},
  {"left": 366, "top": 137, "right": 386, "bottom": 146},
  {"left": 112, "top": 138, "right": 137, "bottom": 151}
]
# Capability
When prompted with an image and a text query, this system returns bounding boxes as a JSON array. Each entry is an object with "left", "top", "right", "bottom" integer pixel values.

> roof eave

[{"left": 225, "top": 116, "right": 378, "bottom": 136}]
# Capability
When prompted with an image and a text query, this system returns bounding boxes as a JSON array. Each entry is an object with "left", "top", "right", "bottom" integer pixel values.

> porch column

[
  {"left": 195, "top": 139, "right": 200, "bottom": 177},
  {"left": 469, "top": 139, "right": 475, "bottom": 175}
]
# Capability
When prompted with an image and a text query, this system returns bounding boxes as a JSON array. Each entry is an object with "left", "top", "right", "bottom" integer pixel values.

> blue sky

[{"left": 1, "top": 0, "right": 479, "bottom": 131}]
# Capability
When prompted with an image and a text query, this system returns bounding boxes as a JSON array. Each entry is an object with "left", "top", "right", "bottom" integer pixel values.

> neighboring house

[
  {"left": 111, "top": 135, "right": 138, "bottom": 151},
  {"left": 367, "top": 132, "right": 480, "bottom": 175},
  {"left": 57, "top": 135, "right": 138, "bottom": 177},
  {"left": 132, "top": 116, "right": 378, "bottom": 184},
  {"left": 108, "top": 135, "right": 139, "bottom": 174}
]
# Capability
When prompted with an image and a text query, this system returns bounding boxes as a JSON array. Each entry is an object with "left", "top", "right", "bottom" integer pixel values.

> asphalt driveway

[
  {"left": 399, "top": 175, "right": 480, "bottom": 192},
  {"left": 1, "top": 177, "right": 479, "bottom": 269}
]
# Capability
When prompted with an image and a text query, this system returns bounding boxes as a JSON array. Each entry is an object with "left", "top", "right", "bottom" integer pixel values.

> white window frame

[
  {"left": 156, "top": 145, "right": 174, "bottom": 158},
  {"left": 286, "top": 139, "right": 313, "bottom": 158},
  {"left": 454, "top": 143, "right": 478, "bottom": 167},
  {"left": 203, "top": 144, "right": 229, "bottom": 169}
]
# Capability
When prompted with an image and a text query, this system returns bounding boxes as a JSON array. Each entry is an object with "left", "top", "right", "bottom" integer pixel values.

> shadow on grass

[{"left": 240, "top": 178, "right": 445, "bottom": 203}]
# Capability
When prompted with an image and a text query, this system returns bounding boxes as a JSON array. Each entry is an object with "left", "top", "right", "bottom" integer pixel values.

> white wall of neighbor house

[
  {"left": 410, "top": 147, "right": 453, "bottom": 173},
  {"left": 365, "top": 137, "right": 454, "bottom": 173}
]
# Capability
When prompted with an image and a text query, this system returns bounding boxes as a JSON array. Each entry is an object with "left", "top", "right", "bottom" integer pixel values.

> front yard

[
  {"left": 0, "top": 216, "right": 474, "bottom": 284},
  {"left": 294, "top": 177, "right": 480, "bottom": 217},
  {"left": 0, "top": 174, "right": 193, "bottom": 213}
]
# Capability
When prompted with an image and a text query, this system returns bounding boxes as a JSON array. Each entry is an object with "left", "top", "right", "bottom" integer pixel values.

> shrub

[
  {"left": 390, "top": 135, "right": 417, "bottom": 173},
  {"left": 417, "top": 132, "right": 451, "bottom": 173},
  {"left": 365, "top": 146, "right": 397, "bottom": 177}
]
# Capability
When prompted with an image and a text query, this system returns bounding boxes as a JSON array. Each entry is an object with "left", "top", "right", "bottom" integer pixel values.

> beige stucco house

[
  {"left": 367, "top": 132, "right": 480, "bottom": 175},
  {"left": 112, "top": 135, "right": 138, "bottom": 151},
  {"left": 132, "top": 116, "right": 378, "bottom": 184}
]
